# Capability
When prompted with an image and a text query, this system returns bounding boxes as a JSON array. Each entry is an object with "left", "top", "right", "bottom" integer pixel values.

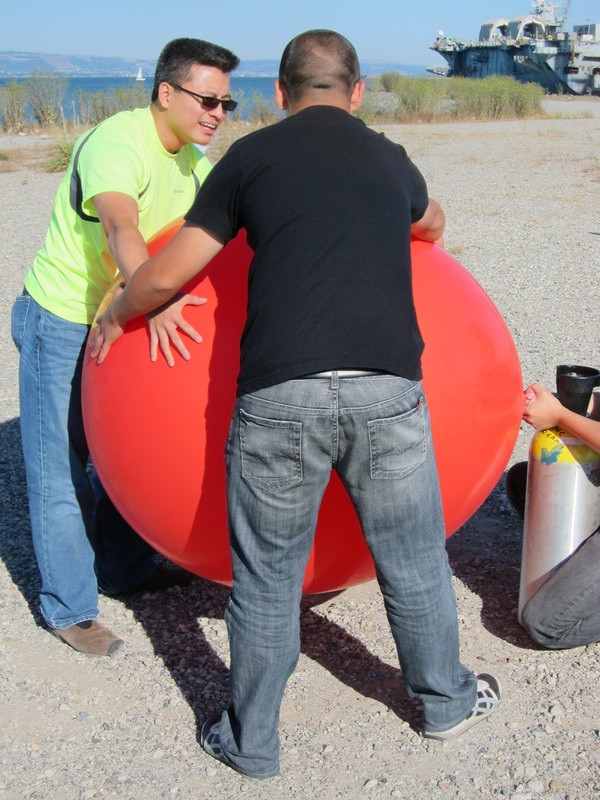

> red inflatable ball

[{"left": 83, "top": 228, "right": 523, "bottom": 593}]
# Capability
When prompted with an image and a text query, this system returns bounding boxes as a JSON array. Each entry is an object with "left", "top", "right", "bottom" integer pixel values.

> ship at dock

[{"left": 429, "top": 2, "right": 600, "bottom": 95}]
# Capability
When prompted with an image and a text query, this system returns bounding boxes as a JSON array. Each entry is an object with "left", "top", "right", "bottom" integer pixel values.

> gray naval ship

[{"left": 429, "top": 2, "right": 600, "bottom": 95}]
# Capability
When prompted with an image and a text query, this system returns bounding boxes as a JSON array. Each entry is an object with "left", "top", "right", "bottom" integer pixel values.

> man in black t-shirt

[{"left": 92, "top": 29, "right": 501, "bottom": 778}]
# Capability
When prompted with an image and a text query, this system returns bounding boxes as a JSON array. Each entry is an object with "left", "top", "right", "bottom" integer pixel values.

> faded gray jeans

[{"left": 216, "top": 373, "right": 476, "bottom": 777}]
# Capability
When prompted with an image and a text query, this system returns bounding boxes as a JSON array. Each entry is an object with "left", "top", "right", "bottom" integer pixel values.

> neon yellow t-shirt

[{"left": 25, "top": 106, "right": 212, "bottom": 324}]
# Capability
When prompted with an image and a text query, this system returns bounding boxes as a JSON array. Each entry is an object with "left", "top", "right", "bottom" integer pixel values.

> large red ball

[{"left": 83, "top": 231, "right": 523, "bottom": 593}]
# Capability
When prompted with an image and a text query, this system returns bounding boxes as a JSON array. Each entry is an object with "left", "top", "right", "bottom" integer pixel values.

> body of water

[{"left": 0, "top": 75, "right": 279, "bottom": 123}]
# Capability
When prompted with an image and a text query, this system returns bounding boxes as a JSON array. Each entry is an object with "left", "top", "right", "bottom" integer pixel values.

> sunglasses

[{"left": 170, "top": 83, "right": 238, "bottom": 112}]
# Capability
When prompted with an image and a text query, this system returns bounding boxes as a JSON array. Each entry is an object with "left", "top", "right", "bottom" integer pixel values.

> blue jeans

[
  {"left": 506, "top": 462, "right": 600, "bottom": 648},
  {"left": 218, "top": 373, "right": 476, "bottom": 777},
  {"left": 521, "top": 527, "right": 600, "bottom": 648},
  {"left": 11, "top": 292, "right": 157, "bottom": 629}
]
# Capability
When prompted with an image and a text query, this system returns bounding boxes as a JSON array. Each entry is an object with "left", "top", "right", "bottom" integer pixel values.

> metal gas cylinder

[{"left": 518, "top": 365, "right": 600, "bottom": 620}]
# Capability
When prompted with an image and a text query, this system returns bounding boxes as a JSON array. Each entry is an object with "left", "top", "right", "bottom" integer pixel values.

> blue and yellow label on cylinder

[{"left": 530, "top": 427, "right": 600, "bottom": 466}]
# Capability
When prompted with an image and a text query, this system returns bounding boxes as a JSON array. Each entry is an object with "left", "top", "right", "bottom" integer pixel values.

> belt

[{"left": 296, "top": 370, "right": 391, "bottom": 379}]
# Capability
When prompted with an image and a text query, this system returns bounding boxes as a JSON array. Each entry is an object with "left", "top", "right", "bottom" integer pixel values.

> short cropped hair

[
  {"left": 278, "top": 30, "right": 361, "bottom": 103},
  {"left": 151, "top": 38, "right": 239, "bottom": 101}
]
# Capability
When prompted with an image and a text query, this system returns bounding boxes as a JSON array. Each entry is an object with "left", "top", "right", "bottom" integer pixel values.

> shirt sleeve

[
  {"left": 406, "top": 157, "right": 429, "bottom": 224},
  {"left": 184, "top": 144, "right": 242, "bottom": 243},
  {"left": 77, "top": 122, "right": 147, "bottom": 217}
]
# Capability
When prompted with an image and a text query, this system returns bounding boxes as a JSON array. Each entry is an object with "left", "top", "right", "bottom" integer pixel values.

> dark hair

[
  {"left": 151, "top": 38, "right": 239, "bottom": 101},
  {"left": 278, "top": 30, "right": 360, "bottom": 103}
]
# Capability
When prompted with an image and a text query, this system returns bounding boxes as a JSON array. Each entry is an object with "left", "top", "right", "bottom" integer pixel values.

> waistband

[{"left": 294, "top": 370, "right": 392, "bottom": 379}]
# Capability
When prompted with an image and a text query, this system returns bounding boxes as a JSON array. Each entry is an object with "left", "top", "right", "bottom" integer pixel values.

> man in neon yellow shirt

[{"left": 11, "top": 38, "right": 239, "bottom": 656}]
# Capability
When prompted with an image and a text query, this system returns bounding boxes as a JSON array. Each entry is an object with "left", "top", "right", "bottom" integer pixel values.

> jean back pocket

[
  {"left": 368, "top": 397, "right": 426, "bottom": 480},
  {"left": 239, "top": 408, "right": 303, "bottom": 491}
]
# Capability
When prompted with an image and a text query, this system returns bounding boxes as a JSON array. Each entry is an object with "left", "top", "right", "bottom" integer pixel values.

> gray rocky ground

[{"left": 0, "top": 98, "right": 599, "bottom": 799}]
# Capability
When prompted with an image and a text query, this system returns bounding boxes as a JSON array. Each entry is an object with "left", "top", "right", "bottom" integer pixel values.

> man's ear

[
  {"left": 350, "top": 79, "right": 365, "bottom": 112},
  {"left": 156, "top": 81, "right": 174, "bottom": 109},
  {"left": 275, "top": 80, "right": 289, "bottom": 111}
]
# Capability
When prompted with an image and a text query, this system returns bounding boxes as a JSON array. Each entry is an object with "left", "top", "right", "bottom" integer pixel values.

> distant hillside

[
  {"left": 0, "top": 52, "right": 156, "bottom": 77},
  {"left": 0, "top": 52, "right": 427, "bottom": 78},
  {"left": 236, "top": 59, "right": 428, "bottom": 77}
]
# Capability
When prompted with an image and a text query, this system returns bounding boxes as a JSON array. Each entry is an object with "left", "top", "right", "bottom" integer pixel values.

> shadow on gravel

[
  {"left": 117, "top": 579, "right": 423, "bottom": 745},
  {"left": 0, "top": 418, "right": 43, "bottom": 625},
  {"left": 299, "top": 596, "right": 422, "bottom": 729},
  {"left": 446, "top": 478, "right": 536, "bottom": 651},
  {"left": 118, "top": 577, "right": 232, "bottom": 726},
  {"left": 1, "top": 410, "right": 524, "bottom": 739}
]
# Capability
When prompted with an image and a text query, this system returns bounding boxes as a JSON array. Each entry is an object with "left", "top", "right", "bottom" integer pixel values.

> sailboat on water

[{"left": 135, "top": 67, "right": 145, "bottom": 82}]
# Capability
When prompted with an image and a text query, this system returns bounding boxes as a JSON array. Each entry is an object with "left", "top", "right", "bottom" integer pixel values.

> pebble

[{"left": 527, "top": 779, "right": 545, "bottom": 793}]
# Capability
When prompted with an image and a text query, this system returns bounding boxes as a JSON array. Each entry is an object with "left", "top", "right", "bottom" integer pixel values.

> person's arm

[
  {"left": 590, "top": 392, "right": 600, "bottom": 422},
  {"left": 89, "top": 222, "right": 225, "bottom": 364},
  {"left": 411, "top": 198, "right": 445, "bottom": 245},
  {"left": 523, "top": 383, "right": 600, "bottom": 452},
  {"left": 94, "top": 192, "right": 207, "bottom": 366}
]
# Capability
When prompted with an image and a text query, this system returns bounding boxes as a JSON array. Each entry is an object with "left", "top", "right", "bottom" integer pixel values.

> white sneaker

[{"left": 422, "top": 673, "right": 501, "bottom": 740}]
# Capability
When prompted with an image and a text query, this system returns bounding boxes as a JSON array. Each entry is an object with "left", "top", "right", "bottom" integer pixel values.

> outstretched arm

[
  {"left": 89, "top": 222, "right": 225, "bottom": 364},
  {"left": 94, "top": 192, "right": 209, "bottom": 365},
  {"left": 523, "top": 383, "right": 600, "bottom": 452}
]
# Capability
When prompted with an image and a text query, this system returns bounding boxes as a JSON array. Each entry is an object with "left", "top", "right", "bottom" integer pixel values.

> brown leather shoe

[
  {"left": 51, "top": 620, "right": 124, "bottom": 657},
  {"left": 128, "top": 563, "right": 194, "bottom": 594}
]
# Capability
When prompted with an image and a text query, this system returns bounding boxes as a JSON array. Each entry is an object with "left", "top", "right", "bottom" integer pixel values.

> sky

[{"left": 2, "top": 1, "right": 598, "bottom": 66}]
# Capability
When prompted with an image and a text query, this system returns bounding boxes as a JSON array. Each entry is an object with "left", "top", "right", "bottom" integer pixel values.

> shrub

[
  {"left": 247, "top": 92, "right": 281, "bottom": 125},
  {"left": 378, "top": 71, "right": 406, "bottom": 94},
  {"left": 356, "top": 89, "right": 402, "bottom": 124},
  {"left": 0, "top": 81, "right": 27, "bottom": 131},
  {"left": 77, "top": 85, "right": 149, "bottom": 126},
  {"left": 25, "top": 69, "right": 67, "bottom": 126},
  {"left": 47, "top": 137, "right": 75, "bottom": 172},
  {"left": 447, "top": 76, "right": 543, "bottom": 119},
  {"left": 114, "top": 84, "right": 150, "bottom": 112},
  {"left": 366, "top": 73, "right": 544, "bottom": 123},
  {"left": 361, "top": 74, "right": 450, "bottom": 122}
]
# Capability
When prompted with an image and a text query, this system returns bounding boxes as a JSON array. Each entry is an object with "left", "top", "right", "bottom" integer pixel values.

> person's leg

[
  {"left": 90, "top": 471, "right": 159, "bottom": 595},
  {"left": 520, "top": 528, "right": 600, "bottom": 648},
  {"left": 11, "top": 293, "right": 98, "bottom": 628},
  {"left": 216, "top": 379, "right": 334, "bottom": 778},
  {"left": 336, "top": 376, "right": 478, "bottom": 733}
]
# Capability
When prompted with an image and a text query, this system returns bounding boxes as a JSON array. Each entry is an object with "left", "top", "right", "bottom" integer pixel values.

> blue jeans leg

[
  {"left": 89, "top": 469, "right": 158, "bottom": 596},
  {"left": 11, "top": 293, "right": 156, "bottom": 627},
  {"left": 521, "top": 528, "right": 600, "bottom": 648},
  {"left": 217, "top": 375, "right": 476, "bottom": 777},
  {"left": 334, "top": 376, "right": 476, "bottom": 732}
]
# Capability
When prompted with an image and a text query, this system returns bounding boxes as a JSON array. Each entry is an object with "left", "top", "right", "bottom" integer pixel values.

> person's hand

[
  {"left": 146, "top": 292, "right": 207, "bottom": 366},
  {"left": 89, "top": 308, "right": 126, "bottom": 364},
  {"left": 522, "top": 383, "right": 563, "bottom": 430}
]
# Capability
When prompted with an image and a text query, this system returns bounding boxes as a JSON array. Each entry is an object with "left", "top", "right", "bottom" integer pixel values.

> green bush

[
  {"left": 114, "top": 85, "right": 150, "bottom": 112},
  {"left": 395, "top": 77, "right": 446, "bottom": 116},
  {"left": 0, "top": 81, "right": 27, "bottom": 130},
  {"left": 46, "top": 137, "right": 75, "bottom": 172},
  {"left": 76, "top": 85, "right": 150, "bottom": 126},
  {"left": 448, "top": 76, "right": 544, "bottom": 119},
  {"left": 356, "top": 89, "right": 402, "bottom": 125},
  {"left": 25, "top": 69, "right": 67, "bottom": 126},
  {"left": 247, "top": 92, "right": 281, "bottom": 125},
  {"left": 359, "top": 73, "right": 544, "bottom": 123},
  {"left": 378, "top": 72, "right": 406, "bottom": 94}
]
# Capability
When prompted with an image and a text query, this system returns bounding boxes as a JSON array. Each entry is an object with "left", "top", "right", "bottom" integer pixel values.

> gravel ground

[{"left": 1, "top": 104, "right": 599, "bottom": 800}]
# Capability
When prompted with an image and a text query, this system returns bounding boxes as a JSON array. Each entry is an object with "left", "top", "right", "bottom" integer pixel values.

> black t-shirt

[{"left": 185, "top": 105, "right": 429, "bottom": 395}]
